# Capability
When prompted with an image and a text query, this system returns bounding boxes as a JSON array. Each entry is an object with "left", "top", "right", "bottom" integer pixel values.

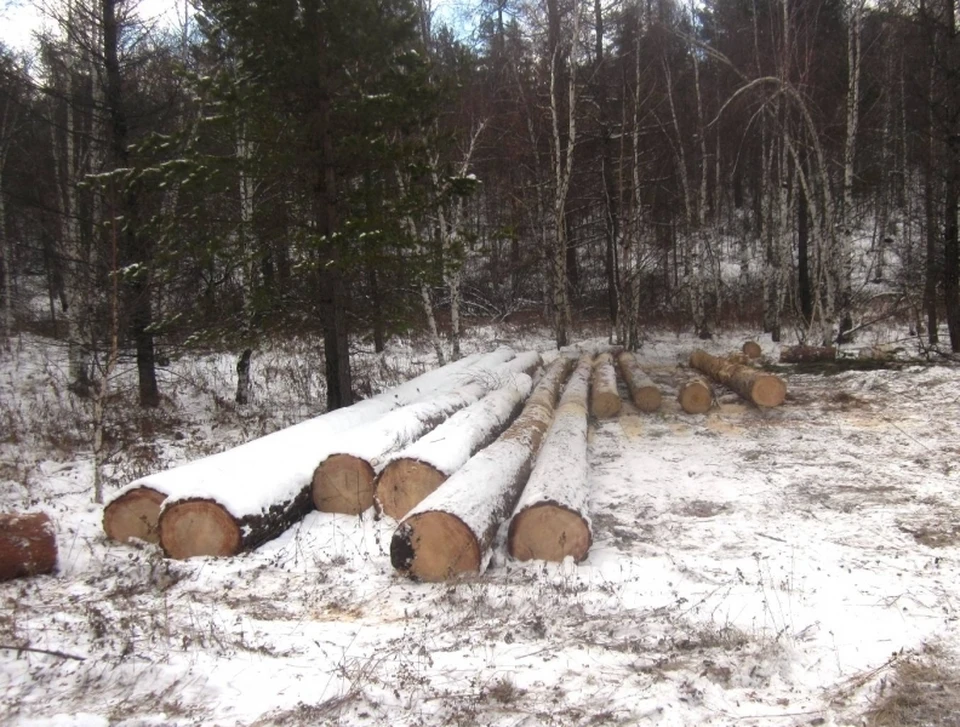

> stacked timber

[
  {"left": 108, "top": 347, "right": 514, "bottom": 557},
  {"left": 779, "top": 345, "right": 837, "bottom": 364},
  {"left": 375, "top": 368, "right": 536, "bottom": 520},
  {"left": 589, "top": 353, "right": 621, "bottom": 418},
  {"left": 616, "top": 352, "right": 662, "bottom": 412},
  {"left": 690, "top": 349, "right": 786, "bottom": 407},
  {"left": 0, "top": 513, "right": 57, "bottom": 581},
  {"left": 678, "top": 377, "right": 714, "bottom": 414},
  {"left": 312, "top": 351, "right": 542, "bottom": 516},
  {"left": 391, "top": 356, "right": 575, "bottom": 582},
  {"left": 508, "top": 354, "right": 594, "bottom": 563}
]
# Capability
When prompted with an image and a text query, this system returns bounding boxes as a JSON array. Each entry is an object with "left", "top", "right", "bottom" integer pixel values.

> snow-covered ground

[{"left": 2, "top": 322, "right": 959, "bottom": 726}]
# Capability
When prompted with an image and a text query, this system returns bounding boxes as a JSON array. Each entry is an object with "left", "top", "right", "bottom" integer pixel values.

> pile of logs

[{"left": 689, "top": 349, "right": 787, "bottom": 408}]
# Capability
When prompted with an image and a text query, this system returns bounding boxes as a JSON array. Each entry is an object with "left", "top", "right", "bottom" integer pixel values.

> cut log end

[
  {"left": 633, "top": 386, "right": 662, "bottom": 413},
  {"left": 678, "top": 380, "right": 713, "bottom": 414},
  {"left": 312, "top": 454, "right": 377, "bottom": 515},
  {"left": 391, "top": 512, "right": 481, "bottom": 582},
  {"left": 0, "top": 512, "right": 58, "bottom": 581},
  {"left": 508, "top": 504, "right": 591, "bottom": 563},
  {"left": 159, "top": 500, "right": 241, "bottom": 559},
  {"left": 750, "top": 374, "right": 788, "bottom": 408},
  {"left": 103, "top": 487, "right": 166, "bottom": 544},
  {"left": 742, "top": 341, "right": 762, "bottom": 359},
  {"left": 376, "top": 458, "right": 448, "bottom": 520},
  {"left": 590, "top": 391, "right": 622, "bottom": 418}
]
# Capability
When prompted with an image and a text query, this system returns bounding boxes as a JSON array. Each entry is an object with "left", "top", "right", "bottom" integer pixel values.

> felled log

[
  {"left": 103, "top": 486, "right": 166, "bottom": 544},
  {"left": 616, "top": 352, "right": 662, "bottom": 412},
  {"left": 0, "top": 513, "right": 57, "bottom": 581},
  {"left": 678, "top": 377, "right": 714, "bottom": 414},
  {"left": 313, "top": 351, "right": 543, "bottom": 515},
  {"left": 589, "top": 353, "right": 621, "bottom": 418},
  {"left": 508, "top": 354, "right": 593, "bottom": 563},
  {"left": 151, "top": 348, "right": 518, "bottom": 559},
  {"left": 779, "top": 345, "right": 837, "bottom": 364},
  {"left": 375, "top": 371, "right": 535, "bottom": 520},
  {"left": 690, "top": 349, "right": 786, "bottom": 407},
  {"left": 391, "top": 356, "right": 574, "bottom": 582},
  {"left": 742, "top": 341, "right": 762, "bottom": 359}
]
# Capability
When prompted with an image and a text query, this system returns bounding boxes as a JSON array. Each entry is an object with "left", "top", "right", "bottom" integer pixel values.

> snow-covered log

[
  {"left": 678, "top": 377, "right": 714, "bottom": 414},
  {"left": 589, "top": 353, "right": 621, "bottom": 418},
  {"left": 375, "top": 368, "right": 537, "bottom": 521},
  {"left": 103, "top": 487, "right": 166, "bottom": 544},
  {"left": 143, "top": 348, "right": 516, "bottom": 558},
  {"left": 0, "top": 513, "right": 57, "bottom": 581},
  {"left": 391, "top": 356, "right": 574, "bottom": 582},
  {"left": 313, "top": 351, "right": 543, "bottom": 516},
  {"left": 742, "top": 341, "right": 763, "bottom": 359},
  {"left": 779, "top": 345, "right": 837, "bottom": 364},
  {"left": 507, "top": 354, "right": 593, "bottom": 563},
  {"left": 690, "top": 349, "right": 786, "bottom": 408},
  {"left": 616, "top": 352, "right": 662, "bottom": 412}
]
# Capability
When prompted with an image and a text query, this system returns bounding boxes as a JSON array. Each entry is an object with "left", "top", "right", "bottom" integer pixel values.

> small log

[
  {"left": 742, "top": 341, "right": 763, "bottom": 359},
  {"left": 0, "top": 513, "right": 57, "bottom": 581},
  {"left": 391, "top": 356, "right": 574, "bottom": 582},
  {"left": 690, "top": 349, "right": 786, "bottom": 407},
  {"left": 102, "top": 487, "right": 166, "bottom": 544},
  {"left": 616, "top": 352, "right": 662, "bottom": 412},
  {"left": 375, "top": 371, "right": 534, "bottom": 520},
  {"left": 508, "top": 354, "right": 593, "bottom": 563},
  {"left": 314, "top": 351, "right": 542, "bottom": 515},
  {"left": 678, "top": 377, "right": 714, "bottom": 414},
  {"left": 779, "top": 345, "right": 837, "bottom": 364},
  {"left": 589, "top": 353, "right": 621, "bottom": 418}
]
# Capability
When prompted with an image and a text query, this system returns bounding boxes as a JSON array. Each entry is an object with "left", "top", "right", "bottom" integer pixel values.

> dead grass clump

[
  {"left": 674, "top": 499, "right": 730, "bottom": 519},
  {"left": 828, "top": 390, "right": 868, "bottom": 410},
  {"left": 865, "top": 646, "right": 960, "bottom": 726},
  {"left": 487, "top": 676, "right": 523, "bottom": 705}
]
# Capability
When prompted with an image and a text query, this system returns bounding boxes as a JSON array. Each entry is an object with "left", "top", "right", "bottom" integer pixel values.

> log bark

[
  {"left": 616, "top": 352, "right": 662, "bottom": 412},
  {"left": 391, "top": 356, "right": 575, "bottom": 582},
  {"left": 313, "top": 351, "right": 542, "bottom": 515},
  {"left": 508, "top": 354, "right": 593, "bottom": 563},
  {"left": 139, "top": 348, "right": 517, "bottom": 557},
  {"left": 0, "top": 513, "right": 57, "bottom": 581},
  {"left": 678, "top": 377, "right": 714, "bottom": 414},
  {"left": 690, "top": 349, "right": 787, "bottom": 407},
  {"left": 375, "top": 369, "right": 536, "bottom": 520},
  {"left": 779, "top": 345, "right": 837, "bottom": 364},
  {"left": 742, "top": 341, "right": 763, "bottom": 359},
  {"left": 102, "top": 487, "right": 166, "bottom": 544},
  {"left": 589, "top": 352, "right": 621, "bottom": 418}
]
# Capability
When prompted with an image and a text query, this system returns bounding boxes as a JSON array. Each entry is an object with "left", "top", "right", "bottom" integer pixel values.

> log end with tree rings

[
  {"left": 742, "top": 341, "right": 763, "bottom": 359},
  {"left": 391, "top": 511, "right": 481, "bottom": 582},
  {"left": 103, "top": 487, "right": 166, "bottom": 544},
  {"left": 749, "top": 374, "right": 788, "bottom": 408},
  {"left": 312, "top": 454, "right": 377, "bottom": 515},
  {"left": 0, "top": 512, "right": 58, "bottom": 581},
  {"left": 375, "top": 458, "right": 448, "bottom": 521},
  {"left": 507, "top": 503, "right": 591, "bottom": 563},
  {"left": 633, "top": 384, "right": 662, "bottom": 412},
  {"left": 678, "top": 379, "right": 713, "bottom": 414},
  {"left": 158, "top": 499, "right": 242, "bottom": 559}
]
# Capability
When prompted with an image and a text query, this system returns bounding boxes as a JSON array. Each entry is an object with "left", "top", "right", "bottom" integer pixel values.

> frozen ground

[{"left": 1, "top": 323, "right": 959, "bottom": 726}]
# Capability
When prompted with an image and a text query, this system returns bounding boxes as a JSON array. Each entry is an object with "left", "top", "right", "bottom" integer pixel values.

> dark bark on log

[
  {"left": 0, "top": 513, "right": 57, "bottom": 581},
  {"left": 779, "top": 345, "right": 837, "bottom": 364}
]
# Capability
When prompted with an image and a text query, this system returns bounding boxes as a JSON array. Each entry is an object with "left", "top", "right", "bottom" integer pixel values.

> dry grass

[{"left": 865, "top": 645, "right": 960, "bottom": 726}]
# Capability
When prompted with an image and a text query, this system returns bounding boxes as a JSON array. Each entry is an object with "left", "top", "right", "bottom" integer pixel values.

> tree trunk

[
  {"left": 689, "top": 349, "right": 786, "bottom": 407},
  {"left": 313, "top": 350, "right": 533, "bottom": 514},
  {"left": 595, "top": 0, "right": 619, "bottom": 329},
  {"left": 421, "top": 283, "right": 446, "bottom": 366},
  {"left": 617, "top": 352, "right": 662, "bottom": 412},
  {"left": 779, "top": 345, "right": 837, "bottom": 364},
  {"left": 235, "top": 348, "right": 253, "bottom": 405},
  {"left": 375, "top": 362, "right": 538, "bottom": 520},
  {"left": 589, "top": 352, "right": 621, "bottom": 418},
  {"left": 925, "top": 64, "right": 940, "bottom": 345},
  {"left": 678, "top": 377, "right": 713, "bottom": 414},
  {"left": 507, "top": 354, "right": 593, "bottom": 563},
  {"left": 391, "top": 356, "right": 574, "bottom": 582},
  {"left": 0, "top": 513, "right": 57, "bottom": 581}
]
